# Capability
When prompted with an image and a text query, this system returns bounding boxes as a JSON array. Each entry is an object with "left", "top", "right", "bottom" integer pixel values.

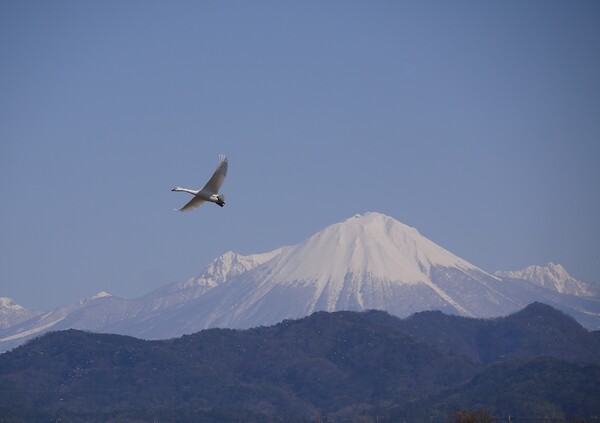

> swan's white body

[{"left": 172, "top": 155, "right": 228, "bottom": 212}]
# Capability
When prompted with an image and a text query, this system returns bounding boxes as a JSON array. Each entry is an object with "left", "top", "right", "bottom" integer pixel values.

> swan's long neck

[{"left": 172, "top": 187, "right": 199, "bottom": 195}]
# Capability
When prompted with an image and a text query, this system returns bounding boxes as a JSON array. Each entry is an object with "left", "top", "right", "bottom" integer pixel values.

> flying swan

[{"left": 172, "top": 154, "right": 228, "bottom": 212}]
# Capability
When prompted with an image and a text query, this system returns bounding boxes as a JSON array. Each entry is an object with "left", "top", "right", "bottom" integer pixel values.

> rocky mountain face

[
  {"left": 495, "top": 262, "right": 598, "bottom": 297},
  {"left": 1, "top": 212, "right": 599, "bottom": 352},
  {"left": 0, "top": 297, "right": 41, "bottom": 329}
]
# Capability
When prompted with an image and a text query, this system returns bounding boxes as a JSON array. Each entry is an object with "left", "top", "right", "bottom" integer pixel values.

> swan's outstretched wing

[
  {"left": 201, "top": 154, "right": 228, "bottom": 194},
  {"left": 176, "top": 196, "right": 207, "bottom": 212}
]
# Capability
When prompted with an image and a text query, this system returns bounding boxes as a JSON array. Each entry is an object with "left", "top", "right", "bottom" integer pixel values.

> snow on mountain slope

[
  {"left": 139, "top": 249, "right": 284, "bottom": 310},
  {"left": 234, "top": 212, "right": 502, "bottom": 316},
  {"left": 0, "top": 297, "right": 41, "bottom": 330},
  {"left": 495, "top": 263, "right": 598, "bottom": 297},
  {"left": 176, "top": 248, "right": 284, "bottom": 291},
  {"left": 264, "top": 213, "right": 483, "bottom": 286},
  {"left": 0, "top": 250, "right": 283, "bottom": 350},
  {"left": 0, "top": 293, "right": 134, "bottom": 351}
]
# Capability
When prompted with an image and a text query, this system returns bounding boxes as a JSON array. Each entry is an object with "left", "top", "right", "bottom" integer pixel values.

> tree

[{"left": 449, "top": 409, "right": 494, "bottom": 423}]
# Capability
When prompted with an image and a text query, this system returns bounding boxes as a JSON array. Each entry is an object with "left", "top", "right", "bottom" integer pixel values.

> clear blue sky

[{"left": 1, "top": 1, "right": 599, "bottom": 311}]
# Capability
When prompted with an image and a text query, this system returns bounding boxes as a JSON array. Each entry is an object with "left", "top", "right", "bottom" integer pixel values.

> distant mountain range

[
  {"left": 1, "top": 212, "right": 599, "bottom": 352},
  {"left": 1, "top": 303, "right": 598, "bottom": 422}
]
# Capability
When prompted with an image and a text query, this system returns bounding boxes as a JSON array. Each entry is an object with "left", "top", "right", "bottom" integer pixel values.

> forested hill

[{"left": 1, "top": 303, "right": 599, "bottom": 422}]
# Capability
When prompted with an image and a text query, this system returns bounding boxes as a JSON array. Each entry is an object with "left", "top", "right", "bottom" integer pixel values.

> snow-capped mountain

[
  {"left": 495, "top": 263, "right": 598, "bottom": 297},
  {"left": 2, "top": 212, "right": 599, "bottom": 352},
  {"left": 144, "top": 212, "right": 506, "bottom": 334},
  {"left": 0, "top": 297, "right": 41, "bottom": 330}
]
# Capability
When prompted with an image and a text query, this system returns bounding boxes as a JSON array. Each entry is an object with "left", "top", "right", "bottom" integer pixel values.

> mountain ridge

[{"left": 1, "top": 305, "right": 599, "bottom": 422}]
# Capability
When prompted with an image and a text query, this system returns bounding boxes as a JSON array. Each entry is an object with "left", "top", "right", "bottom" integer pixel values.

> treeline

[{"left": 0, "top": 304, "right": 599, "bottom": 422}]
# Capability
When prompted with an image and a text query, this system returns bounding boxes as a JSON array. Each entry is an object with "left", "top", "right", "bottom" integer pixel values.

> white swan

[{"left": 172, "top": 154, "right": 228, "bottom": 212}]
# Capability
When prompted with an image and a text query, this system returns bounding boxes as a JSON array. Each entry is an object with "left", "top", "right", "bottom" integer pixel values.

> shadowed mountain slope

[{"left": 1, "top": 304, "right": 599, "bottom": 422}]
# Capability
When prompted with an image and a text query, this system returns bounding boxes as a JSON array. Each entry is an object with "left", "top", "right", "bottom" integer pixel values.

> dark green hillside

[
  {"left": 396, "top": 302, "right": 600, "bottom": 364},
  {"left": 0, "top": 311, "right": 479, "bottom": 422},
  {"left": 0, "top": 304, "right": 598, "bottom": 422},
  {"left": 394, "top": 310, "right": 487, "bottom": 361},
  {"left": 395, "top": 357, "right": 600, "bottom": 421},
  {"left": 477, "top": 303, "right": 600, "bottom": 363}
]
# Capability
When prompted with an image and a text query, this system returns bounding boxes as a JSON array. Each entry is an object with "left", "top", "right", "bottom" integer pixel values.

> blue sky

[{"left": 1, "top": 1, "right": 599, "bottom": 310}]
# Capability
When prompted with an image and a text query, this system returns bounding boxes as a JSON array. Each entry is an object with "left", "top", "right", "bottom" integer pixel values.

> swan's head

[{"left": 171, "top": 187, "right": 181, "bottom": 192}]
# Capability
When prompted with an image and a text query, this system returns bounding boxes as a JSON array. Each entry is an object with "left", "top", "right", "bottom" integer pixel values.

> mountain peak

[
  {"left": 0, "top": 297, "right": 41, "bottom": 331},
  {"left": 92, "top": 292, "right": 112, "bottom": 300},
  {"left": 344, "top": 211, "right": 419, "bottom": 233},
  {"left": 0, "top": 297, "right": 24, "bottom": 312},
  {"left": 495, "top": 263, "right": 597, "bottom": 297},
  {"left": 294, "top": 212, "right": 475, "bottom": 280},
  {"left": 176, "top": 248, "right": 284, "bottom": 291}
]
